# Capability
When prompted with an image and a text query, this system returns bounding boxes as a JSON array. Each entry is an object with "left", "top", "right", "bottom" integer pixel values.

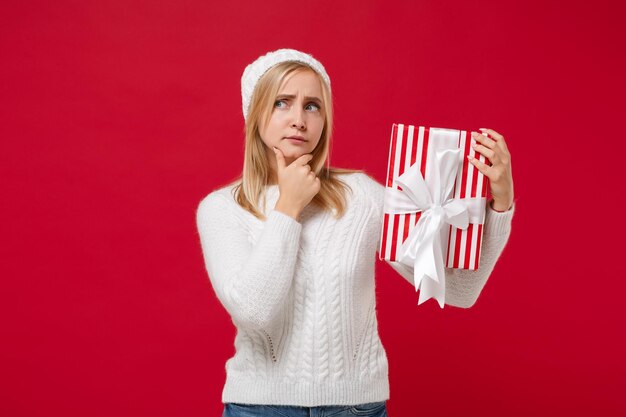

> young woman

[{"left": 196, "top": 48, "right": 515, "bottom": 417}]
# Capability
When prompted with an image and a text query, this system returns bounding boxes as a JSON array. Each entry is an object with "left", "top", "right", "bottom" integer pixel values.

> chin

[{"left": 284, "top": 149, "right": 307, "bottom": 158}]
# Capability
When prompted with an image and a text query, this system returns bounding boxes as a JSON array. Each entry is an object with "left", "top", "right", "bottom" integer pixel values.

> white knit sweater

[{"left": 195, "top": 172, "right": 515, "bottom": 406}]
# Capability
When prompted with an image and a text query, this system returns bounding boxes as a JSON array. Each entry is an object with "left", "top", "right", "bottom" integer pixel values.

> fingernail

[
  {"left": 471, "top": 132, "right": 477, "bottom": 137},
  {"left": 479, "top": 128, "right": 487, "bottom": 131}
]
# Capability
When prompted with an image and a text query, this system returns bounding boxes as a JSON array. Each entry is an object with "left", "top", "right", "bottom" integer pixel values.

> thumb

[{"left": 273, "top": 146, "right": 286, "bottom": 171}]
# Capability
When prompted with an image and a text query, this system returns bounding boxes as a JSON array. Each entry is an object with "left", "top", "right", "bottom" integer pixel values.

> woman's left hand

[{"left": 468, "top": 128, "right": 514, "bottom": 212}]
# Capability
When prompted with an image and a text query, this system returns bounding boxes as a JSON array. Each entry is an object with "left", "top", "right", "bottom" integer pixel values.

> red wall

[{"left": 1, "top": 1, "right": 624, "bottom": 416}]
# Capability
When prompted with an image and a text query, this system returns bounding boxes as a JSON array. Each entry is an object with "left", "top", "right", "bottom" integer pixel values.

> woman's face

[{"left": 259, "top": 69, "right": 325, "bottom": 168}]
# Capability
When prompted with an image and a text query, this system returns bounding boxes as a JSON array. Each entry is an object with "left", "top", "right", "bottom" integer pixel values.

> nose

[{"left": 291, "top": 107, "right": 306, "bottom": 130}]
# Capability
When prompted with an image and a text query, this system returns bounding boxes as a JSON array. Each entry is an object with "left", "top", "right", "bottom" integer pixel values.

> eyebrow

[{"left": 276, "top": 94, "right": 322, "bottom": 104}]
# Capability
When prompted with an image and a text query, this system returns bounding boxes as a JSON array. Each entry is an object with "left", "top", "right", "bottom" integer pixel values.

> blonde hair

[{"left": 227, "top": 61, "right": 364, "bottom": 221}]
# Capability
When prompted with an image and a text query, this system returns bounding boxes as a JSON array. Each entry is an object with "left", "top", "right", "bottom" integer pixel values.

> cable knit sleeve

[
  {"left": 362, "top": 173, "right": 515, "bottom": 308},
  {"left": 382, "top": 201, "right": 515, "bottom": 309},
  {"left": 195, "top": 191, "right": 302, "bottom": 329},
  {"left": 440, "top": 202, "right": 514, "bottom": 308}
]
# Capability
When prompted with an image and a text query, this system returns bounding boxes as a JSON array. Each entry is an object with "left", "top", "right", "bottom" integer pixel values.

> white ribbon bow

[{"left": 383, "top": 147, "right": 485, "bottom": 308}]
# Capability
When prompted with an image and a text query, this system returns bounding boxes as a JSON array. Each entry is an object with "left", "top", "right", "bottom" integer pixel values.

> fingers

[
  {"left": 467, "top": 154, "right": 492, "bottom": 174},
  {"left": 472, "top": 128, "right": 510, "bottom": 165},
  {"left": 308, "top": 171, "right": 321, "bottom": 180},
  {"left": 311, "top": 171, "right": 321, "bottom": 185},
  {"left": 307, "top": 170, "right": 318, "bottom": 183},
  {"left": 478, "top": 128, "right": 504, "bottom": 141},
  {"left": 469, "top": 127, "right": 513, "bottom": 179},
  {"left": 478, "top": 128, "right": 509, "bottom": 151},
  {"left": 273, "top": 146, "right": 286, "bottom": 171},
  {"left": 472, "top": 143, "right": 495, "bottom": 161},
  {"left": 471, "top": 131, "right": 497, "bottom": 148},
  {"left": 293, "top": 153, "right": 314, "bottom": 166}
]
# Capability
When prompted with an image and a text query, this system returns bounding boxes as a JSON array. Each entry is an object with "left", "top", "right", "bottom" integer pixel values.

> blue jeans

[{"left": 223, "top": 401, "right": 388, "bottom": 416}]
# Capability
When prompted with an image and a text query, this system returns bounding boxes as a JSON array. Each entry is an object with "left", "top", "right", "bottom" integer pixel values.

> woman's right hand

[{"left": 272, "top": 146, "right": 321, "bottom": 220}]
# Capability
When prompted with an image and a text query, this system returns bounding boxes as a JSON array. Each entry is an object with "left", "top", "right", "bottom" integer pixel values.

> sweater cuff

[
  {"left": 268, "top": 209, "right": 302, "bottom": 236},
  {"left": 484, "top": 199, "right": 516, "bottom": 237}
]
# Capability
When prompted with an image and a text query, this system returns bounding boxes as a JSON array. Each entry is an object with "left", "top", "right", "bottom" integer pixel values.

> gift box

[{"left": 379, "top": 123, "right": 489, "bottom": 307}]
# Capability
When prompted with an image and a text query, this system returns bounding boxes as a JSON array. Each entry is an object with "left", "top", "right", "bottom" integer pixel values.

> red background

[{"left": 1, "top": 1, "right": 624, "bottom": 416}]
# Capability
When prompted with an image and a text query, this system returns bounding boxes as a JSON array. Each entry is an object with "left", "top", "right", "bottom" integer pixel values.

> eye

[
  {"left": 274, "top": 99, "right": 288, "bottom": 109},
  {"left": 306, "top": 102, "right": 321, "bottom": 111}
]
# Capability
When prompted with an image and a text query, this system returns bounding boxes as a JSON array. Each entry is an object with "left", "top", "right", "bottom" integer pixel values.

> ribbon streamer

[{"left": 383, "top": 148, "right": 485, "bottom": 308}]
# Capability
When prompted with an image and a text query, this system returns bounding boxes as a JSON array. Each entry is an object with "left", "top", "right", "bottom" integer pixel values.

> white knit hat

[{"left": 241, "top": 48, "right": 331, "bottom": 122}]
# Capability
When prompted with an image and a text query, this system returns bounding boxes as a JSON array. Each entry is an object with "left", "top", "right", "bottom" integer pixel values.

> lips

[{"left": 285, "top": 135, "right": 306, "bottom": 142}]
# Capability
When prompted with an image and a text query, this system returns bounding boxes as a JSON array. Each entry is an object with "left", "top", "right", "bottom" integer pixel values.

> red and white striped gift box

[{"left": 379, "top": 123, "right": 489, "bottom": 270}]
